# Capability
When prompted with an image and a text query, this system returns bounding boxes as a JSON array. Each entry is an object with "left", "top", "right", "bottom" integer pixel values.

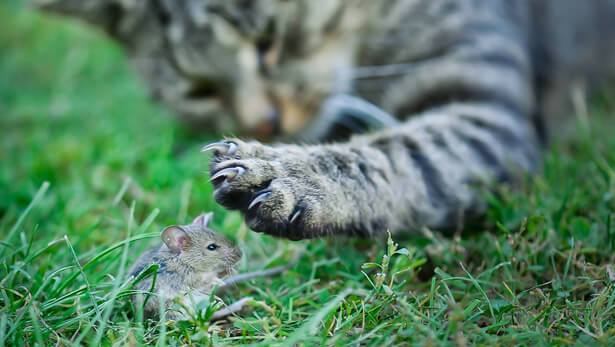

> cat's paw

[{"left": 203, "top": 139, "right": 323, "bottom": 240}]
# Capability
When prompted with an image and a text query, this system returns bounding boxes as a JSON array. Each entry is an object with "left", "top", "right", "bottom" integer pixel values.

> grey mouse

[
  {"left": 128, "top": 212, "right": 301, "bottom": 320},
  {"left": 128, "top": 212, "right": 243, "bottom": 320}
]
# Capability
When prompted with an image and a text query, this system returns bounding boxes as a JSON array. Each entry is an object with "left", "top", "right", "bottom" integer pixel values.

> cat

[{"left": 35, "top": 0, "right": 615, "bottom": 239}]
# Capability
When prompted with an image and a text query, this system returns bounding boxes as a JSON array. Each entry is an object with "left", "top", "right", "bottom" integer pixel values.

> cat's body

[{"left": 37, "top": 0, "right": 615, "bottom": 238}]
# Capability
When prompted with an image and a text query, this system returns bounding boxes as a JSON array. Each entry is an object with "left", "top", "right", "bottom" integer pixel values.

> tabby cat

[{"left": 36, "top": 0, "right": 615, "bottom": 239}]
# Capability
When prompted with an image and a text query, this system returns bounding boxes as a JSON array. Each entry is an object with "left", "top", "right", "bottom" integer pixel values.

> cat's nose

[{"left": 253, "top": 107, "right": 281, "bottom": 140}]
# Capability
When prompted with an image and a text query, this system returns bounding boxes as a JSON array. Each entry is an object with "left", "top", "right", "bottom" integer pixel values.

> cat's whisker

[{"left": 344, "top": 61, "right": 434, "bottom": 80}]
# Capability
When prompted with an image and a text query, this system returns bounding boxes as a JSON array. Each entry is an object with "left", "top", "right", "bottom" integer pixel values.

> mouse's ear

[
  {"left": 161, "top": 226, "right": 192, "bottom": 253},
  {"left": 192, "top": 212, "right": 213, "bottom": 227}
]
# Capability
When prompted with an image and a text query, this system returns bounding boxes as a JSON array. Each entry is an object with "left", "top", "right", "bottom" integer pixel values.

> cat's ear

[
  {"left": 192, "top": 212, "right": 213, "bottom": 227},
  {"left": 161, "top": 226, "right": 192, "bottom": 253}
]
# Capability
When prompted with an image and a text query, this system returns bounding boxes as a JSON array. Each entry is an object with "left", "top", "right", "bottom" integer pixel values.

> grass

[{"left": 2, "top": 2, "right": 615, "bottom": 345}]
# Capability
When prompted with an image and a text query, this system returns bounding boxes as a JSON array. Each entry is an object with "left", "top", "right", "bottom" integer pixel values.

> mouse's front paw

[{"left": 203, "top": 139, "right": 316, "bottom": 240}]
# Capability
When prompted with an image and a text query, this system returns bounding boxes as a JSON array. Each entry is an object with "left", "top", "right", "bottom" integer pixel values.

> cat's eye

[
  {"left": 256, "top": 38, "right": 275, "bottom": 75},
  {"left": 207, "top": 243, "right": 218, "bottom": 251},
  {"left": 186, "top": 79, "right": 219, "bottom": 100},
  {"left": 256, "top": 21, "right": 277, "bottom": 75},
  {"left": 256, "top": 38, "right": 274, "bottom": 56}
]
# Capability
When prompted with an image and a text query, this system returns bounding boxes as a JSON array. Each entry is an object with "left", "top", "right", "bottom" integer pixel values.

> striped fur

[{"left": 37, "top": 0, "right": 615, "bottom": 238}]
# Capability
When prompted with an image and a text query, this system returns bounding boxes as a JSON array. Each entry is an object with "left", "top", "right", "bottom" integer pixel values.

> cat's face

[{"left": 115, "top": 0, "right": 371, "bottom": 140}]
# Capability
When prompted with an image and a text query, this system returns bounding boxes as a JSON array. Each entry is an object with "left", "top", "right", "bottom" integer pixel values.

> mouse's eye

[{"left": 207, "top": 243, "right": 218, "bottom": 251}]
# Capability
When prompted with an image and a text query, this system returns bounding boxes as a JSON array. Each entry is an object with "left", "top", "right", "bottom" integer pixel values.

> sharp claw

[
  {"left": 201, "top": 141, "right": 238, "bottom": 156},
  {"left": 201, "top": 142, "right": 228, "bottom": 154},
  {"left": 248, "top": 191, "right": 272, "bottom": 210},
  {"left": 290, "top": 209, "right": 302, "bottom": 224},
  {"left": 226, "top": 142, "right": 238, "bottom": 156},
  {"left": 210, "top": 167, "right": 245, "bottom": 183}
]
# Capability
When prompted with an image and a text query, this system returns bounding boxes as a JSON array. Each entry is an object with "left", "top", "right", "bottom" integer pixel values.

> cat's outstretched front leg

[{"left": 205, "top": 104, "right": 540, "bottom": 240}]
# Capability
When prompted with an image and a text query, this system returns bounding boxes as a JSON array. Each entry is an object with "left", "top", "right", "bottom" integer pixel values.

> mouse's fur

[{"left": 128, "top": 213, "right": 241, "bottom": 319}]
